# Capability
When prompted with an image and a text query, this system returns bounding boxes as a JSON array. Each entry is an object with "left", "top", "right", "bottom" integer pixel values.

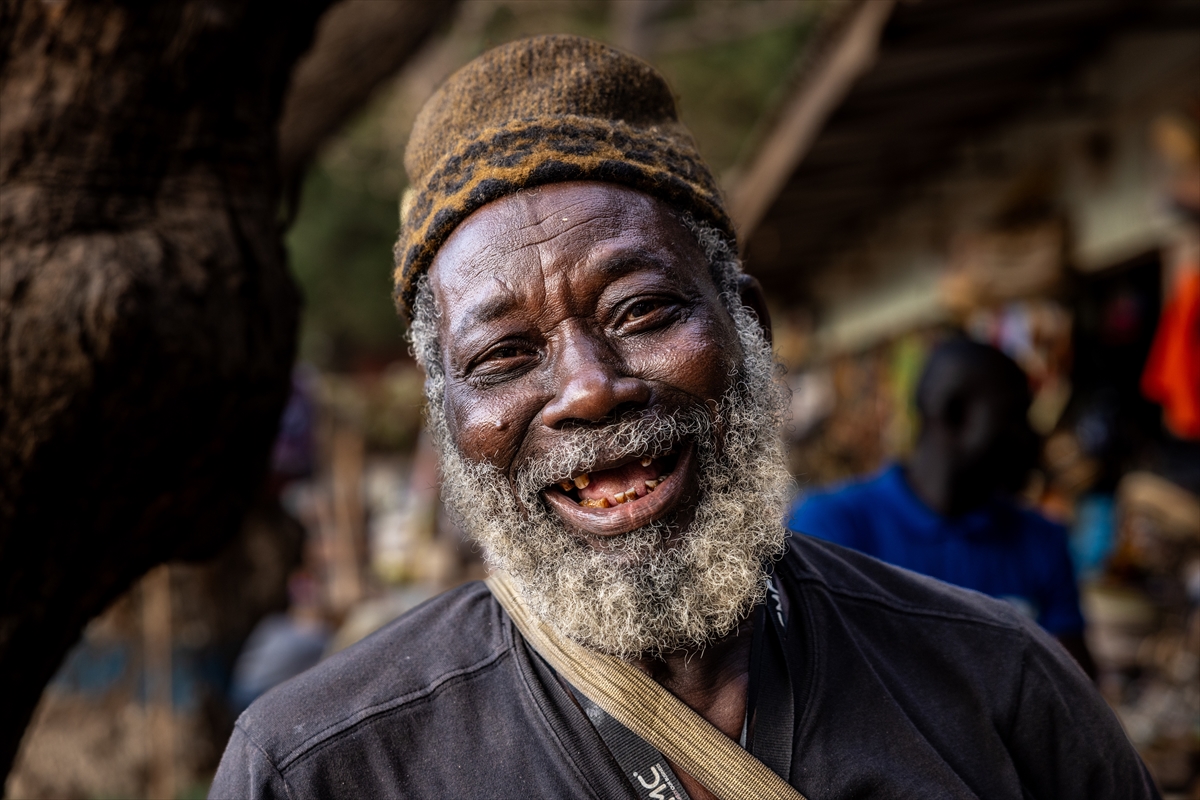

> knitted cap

[{"left": 392, "top": 34, "right": 734, "bottom": 319}]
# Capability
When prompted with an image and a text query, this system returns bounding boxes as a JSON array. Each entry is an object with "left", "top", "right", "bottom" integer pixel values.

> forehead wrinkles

[
  {"left": 447, "top": 190, "right": 630, "bottom": 271},
  {"left": 499, "top": 185, "right": 655, "bottom": 244},
  {"left": 437, "top": 183, "right": 669, "bottom": 278},
  {"left": 438, "top": 214, "right": 620, "bottom": 317}
]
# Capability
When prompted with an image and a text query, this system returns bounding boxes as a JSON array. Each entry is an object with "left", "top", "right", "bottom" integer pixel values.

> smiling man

[{"left": 210, "top": 36, "right": 1158, "bottom": 800}]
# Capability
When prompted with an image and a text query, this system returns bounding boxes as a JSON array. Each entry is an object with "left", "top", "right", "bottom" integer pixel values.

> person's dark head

[
  {"left": 912, "top": 337, "right": 1037, "bottom": 513},
  {"left": 393, "top": 36, "right": 792, "bottom": 658}
]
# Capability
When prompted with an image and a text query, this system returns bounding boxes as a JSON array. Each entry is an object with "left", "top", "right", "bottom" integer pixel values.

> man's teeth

[
  {"left": 554, "top": 454, "right": 674, "bottom": 508},
  {"left": 575, "top": 475, "right": 669, "bottom": 507}
]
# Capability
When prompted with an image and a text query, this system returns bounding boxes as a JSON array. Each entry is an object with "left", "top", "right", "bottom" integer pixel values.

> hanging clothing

[{"left": 1141, "top": 269, "right": 1200, "bottom": 440}]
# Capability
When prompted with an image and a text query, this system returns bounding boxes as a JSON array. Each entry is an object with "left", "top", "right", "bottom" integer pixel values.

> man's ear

[{"left": 736, "top": 273, "right": 773, "bottom": 346}]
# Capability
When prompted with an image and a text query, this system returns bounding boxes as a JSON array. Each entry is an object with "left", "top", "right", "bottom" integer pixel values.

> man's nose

[{"left": 540, "top": 328, "right": 651, "bottom": 428}]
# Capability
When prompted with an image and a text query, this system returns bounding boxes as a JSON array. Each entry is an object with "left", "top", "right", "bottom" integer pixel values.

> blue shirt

[{"left": 787, "top": 464, "right": 1085, "bottom": 636}]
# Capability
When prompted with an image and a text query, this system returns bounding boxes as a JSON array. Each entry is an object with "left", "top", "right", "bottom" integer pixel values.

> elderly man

[{"left": 211, "top": 36, "right": 1156, "bottom": 800}]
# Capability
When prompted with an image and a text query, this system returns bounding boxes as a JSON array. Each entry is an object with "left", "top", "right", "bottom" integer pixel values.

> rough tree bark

[
  {"left": 0, "top": 0, "right": 451, "bottom": 782},
  {"left": 0, "top": 0, "right": 327, "bottom": 779}
]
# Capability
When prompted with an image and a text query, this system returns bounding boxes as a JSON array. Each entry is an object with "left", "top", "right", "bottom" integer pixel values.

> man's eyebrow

[
  {"left": 592, "top": 250, "right": 674, "bottom": 279},
  {"left": 447, "top": 250, "right": 676, "bottom": 342},
  {"left": 450, "top": 292, "right": 517, "bottom": 342}
]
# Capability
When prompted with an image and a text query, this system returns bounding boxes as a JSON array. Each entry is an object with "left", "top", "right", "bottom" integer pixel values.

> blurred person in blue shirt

[
  {"left": 230, "top": 570, "right": 332, "bottom": 712},
  {"left": 789, "top": 338, "right": 1096, "bottom": 677}
]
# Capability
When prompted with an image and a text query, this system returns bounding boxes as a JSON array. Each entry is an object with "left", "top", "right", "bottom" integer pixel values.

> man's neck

[
  {"left": 905, "top": 447, "right": 953, "bottom": 516},
  {"left": 626, "top": 616, "right": 755, "bottom": 741},
  {"left": 624, "top": 618, "right": 755, "bottom": 800},
  {"left": 907, "top": 444, "right": 988, "bottom": 518}
]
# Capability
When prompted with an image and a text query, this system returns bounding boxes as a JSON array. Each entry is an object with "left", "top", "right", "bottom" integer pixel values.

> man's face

[
  {"left": 429, "top": 181, "right": 743, "bottom": 541},
  {"left": 419, "top": 181, "right": 790, "bottom": 657},
  {"left": 923, "top": 364, "right": 1038, "bottom": 499}
]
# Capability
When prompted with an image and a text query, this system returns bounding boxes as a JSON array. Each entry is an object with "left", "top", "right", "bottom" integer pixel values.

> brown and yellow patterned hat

[{"left": 392, "top": 34, "right": 734, "bottom": 320}]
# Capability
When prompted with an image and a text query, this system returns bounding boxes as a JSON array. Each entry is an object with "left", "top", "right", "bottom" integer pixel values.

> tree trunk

[
  {"left": 0, "top": 0, "right": 329, "bottom": 780},
  {"left": 278, "top": 0, "right": 457, "bottom": 189}
]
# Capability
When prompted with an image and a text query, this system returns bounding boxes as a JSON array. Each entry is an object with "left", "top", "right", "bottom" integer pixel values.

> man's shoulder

[
  {"left": 234, "top": 580, "right": 509, "bottom": 767},
  {"left": 781, "top": 533, "right": 1031, "bottom": 637}
]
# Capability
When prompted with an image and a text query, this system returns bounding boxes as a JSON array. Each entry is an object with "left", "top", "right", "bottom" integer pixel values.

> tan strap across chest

[{"left": 486, "top": 573, "right": 808, "bottom": 800}]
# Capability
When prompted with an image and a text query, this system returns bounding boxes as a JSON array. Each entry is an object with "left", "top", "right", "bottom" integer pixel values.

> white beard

[{"left": 429, "top": 304, "right": 792, "bottom": 659}]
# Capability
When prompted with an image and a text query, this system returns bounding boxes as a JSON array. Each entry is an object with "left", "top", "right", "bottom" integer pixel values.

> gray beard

[{"left": 429, "top": 307, "right": 792, "bottom": 659}]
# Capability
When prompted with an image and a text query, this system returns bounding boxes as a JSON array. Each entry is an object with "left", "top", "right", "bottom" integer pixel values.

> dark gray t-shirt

[{"left": 209, "top": 535, "right": 1158, "bottom": 799}]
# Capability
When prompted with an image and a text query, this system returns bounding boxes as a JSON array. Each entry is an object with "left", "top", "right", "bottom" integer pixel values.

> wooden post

[
  {"left": 142, "top": 565, "right": 174, "bottom": 800},
  {"left": 726, "top": 0, "right": 895, "bottom": 238},
  {"left": 328, "top": 423, "right": 366, "bottom": 613}
]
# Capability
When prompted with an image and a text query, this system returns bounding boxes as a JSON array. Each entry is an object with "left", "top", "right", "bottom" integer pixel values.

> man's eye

[
  {"left": 488, "top": 346, "right": 522, "bottom": 360},
  {"left": 470, "top": 343, "right": 538, "bottom": 381},
  {"left": 626, "top": 299, "right": 665, "bottom": 320}
]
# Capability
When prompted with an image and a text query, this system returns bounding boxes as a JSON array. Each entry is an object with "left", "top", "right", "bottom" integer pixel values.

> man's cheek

[
  {"left": 636, "top": 335, "right": 735, "bottom": 400},
  {"left": 446, "top": 394, "right": 525, "bottom": 467}
]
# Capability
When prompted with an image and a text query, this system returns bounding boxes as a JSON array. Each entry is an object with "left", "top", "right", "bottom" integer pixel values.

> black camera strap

[
  {"left": 570, "top": 686, "right": 692, "bottom": 800},
  {"left": 742, "top": 576, "right": 794, "bottom": 783}
]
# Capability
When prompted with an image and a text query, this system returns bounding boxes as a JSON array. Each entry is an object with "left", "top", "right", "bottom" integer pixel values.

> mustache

[{"left": 514, "top": 405, "right": 712, "bottom": 496}]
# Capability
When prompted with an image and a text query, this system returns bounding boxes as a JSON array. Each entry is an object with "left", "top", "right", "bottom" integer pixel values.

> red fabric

[{"left": 1141, "top": 269, "right": 1200, "bottom": 440}]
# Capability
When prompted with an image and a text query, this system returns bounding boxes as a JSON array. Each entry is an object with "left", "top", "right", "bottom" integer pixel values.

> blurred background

[{"left": 4, "top": 0, "right": 1198, "bottom": 797}]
